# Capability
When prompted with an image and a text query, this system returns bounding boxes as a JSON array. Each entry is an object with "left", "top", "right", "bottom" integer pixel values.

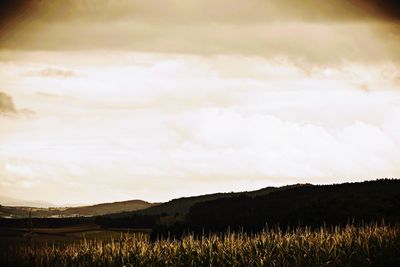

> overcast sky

[{"left": 0, "top": 0, "right": 400, "bottom": 205}]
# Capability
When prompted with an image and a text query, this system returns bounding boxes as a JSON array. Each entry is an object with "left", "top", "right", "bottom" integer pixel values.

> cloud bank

[
  {"left": 1, "top": 0, "right": 400, "bottom": 65},
  {"left": 0, "top": 54, "right": 400, "bottom": 204}
]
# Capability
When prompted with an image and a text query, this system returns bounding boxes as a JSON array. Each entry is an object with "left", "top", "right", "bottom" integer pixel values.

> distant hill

[
  {"left": 0, "top": 200, "right": 157, "bottom": 218},
  {"left": 110, "top": 184, "right": 312, "bottom": 217},
  {"left": 0, "top": 196, "right": 55, "bottom": 208}
]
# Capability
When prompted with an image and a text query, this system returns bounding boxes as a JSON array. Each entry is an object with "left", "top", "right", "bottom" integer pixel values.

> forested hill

[
  {"left": 185, "top": 179, "right": 400, "bottom": 232},
  {"left": 110, "top": 184, "right": 312, "bottom": 217}
]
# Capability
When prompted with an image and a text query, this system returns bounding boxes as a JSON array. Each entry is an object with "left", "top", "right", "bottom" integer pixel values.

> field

[
  {"left": 1, "top": 224, "right": 399, "bottom": 266},
  {"left": 0, "top": 224, "right": 151, "bottom": 250}
]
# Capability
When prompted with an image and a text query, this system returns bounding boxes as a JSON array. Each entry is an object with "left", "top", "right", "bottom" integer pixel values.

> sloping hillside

[
  {"left": 110, "top": 184, "right": 312, "bottom": 217},
  {"left": 64, "top": 200, "right": 158, "bottom": 216}
]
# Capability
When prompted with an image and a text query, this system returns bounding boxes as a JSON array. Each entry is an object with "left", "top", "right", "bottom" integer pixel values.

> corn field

[{"left": 1, "top": 224, "right": 400, "bottom": 267}]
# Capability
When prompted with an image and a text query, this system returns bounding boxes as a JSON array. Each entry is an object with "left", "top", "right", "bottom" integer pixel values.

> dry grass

[{"left": 1, "top": 224, "right": 400, "bottom": 266}]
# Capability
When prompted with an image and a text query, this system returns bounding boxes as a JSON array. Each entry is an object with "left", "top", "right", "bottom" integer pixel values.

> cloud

[
  {"left": 0, "top": 1, "right": 37, "bottom": 36},
  {"left": 0, "top": 91, "right": 35, "bottom": 117},
  {"left": 29, "top": 67, "right": 78, "bottom": 78},
  {"left": 2, "top": 0, "right": 399, "bottom": 24},
  {"left": 174, "top": 109, "right": 400, "bottom": 179},
  {"left": 0, "top": 92, "right": 16, "bottom": 113},
  {"left": 364, "top": 0, "right": 400, "bottom": 21},
  {"left": 1, "top": 0, "right": 399, "bottom": 65}
]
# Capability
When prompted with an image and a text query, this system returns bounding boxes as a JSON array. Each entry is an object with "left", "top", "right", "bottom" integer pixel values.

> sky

[{"left": 0, "top": 0, "right": 400, "bottom": 206}]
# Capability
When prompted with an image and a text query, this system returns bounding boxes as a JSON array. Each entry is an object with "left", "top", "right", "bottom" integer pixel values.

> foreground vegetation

[{"left": 1, "top": 224, "right": 399, "bottom": 267}]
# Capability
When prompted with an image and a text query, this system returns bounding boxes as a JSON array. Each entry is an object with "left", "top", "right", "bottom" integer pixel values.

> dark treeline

[
  {"left": 95, "top": 214, "right": 159, "bottom": 229},
  {"left": 152, "top": 179, "right": 400, "bottom": 238},
  {"left": 184, "top": 179, "right": 400, "bottom": 231}
]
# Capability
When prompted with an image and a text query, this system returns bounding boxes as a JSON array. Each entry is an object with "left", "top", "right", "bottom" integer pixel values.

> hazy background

[{"left": 0, "top": 0, "right": 400, "bottom": 205}]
